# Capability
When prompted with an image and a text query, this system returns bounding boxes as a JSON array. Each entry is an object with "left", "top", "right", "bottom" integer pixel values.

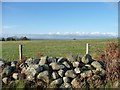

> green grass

[{"left": 1, "top": 39, "right": 118, "bottom": 61}]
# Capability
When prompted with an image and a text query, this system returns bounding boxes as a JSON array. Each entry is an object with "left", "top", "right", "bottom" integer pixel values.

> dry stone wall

[{"left": 0, "top": 54, "right": 106, "bottom": 89}]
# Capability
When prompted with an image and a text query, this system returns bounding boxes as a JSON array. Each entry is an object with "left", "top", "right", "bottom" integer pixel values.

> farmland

[{"left": 1, "top": 39, "right": 117, "bottom": 61}]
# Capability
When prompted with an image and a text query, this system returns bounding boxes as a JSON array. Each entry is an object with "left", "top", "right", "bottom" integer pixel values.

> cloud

[
  {"left": 47, "top": 32, "right": 118, "bottom": 37},
  {"left": 3, "top": 25, "right": 17, "bottom": 29}
]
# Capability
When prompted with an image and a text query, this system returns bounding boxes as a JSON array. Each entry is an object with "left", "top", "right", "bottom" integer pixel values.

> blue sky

[{"left": 2, "top": 2, "right": 118, "bottom": 35}]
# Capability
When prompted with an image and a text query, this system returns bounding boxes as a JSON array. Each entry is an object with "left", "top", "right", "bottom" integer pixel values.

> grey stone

[
  {"left": 32, "top": 65, "right": 43, "bottom": 73},
  {"left": 25, "top": 65, "right": 42, "bottom": 76},
  {"left": 65, "top": 70, "right": 76, "bottom": 78},
  {"left": 12, "top": 73, "right": 19, "bottom": 80},
  {"left": 91, "top": 61, "right": 102, "bottom": 69},
  {"left": 49, "top": 62, "right": 60, "bottom": 70},
  {"left": 59, "top": 64, "right": 66, "bottom": 70},
  {"left": 42, "top": 64, "right": 49, "bottom": 70},
  {"left": 66, "top": 54, "right": 78, "bottom": 62},
  {"left": 19, "top": 63, "right": 28, "bottom": 69},
  {"left": 63, "top": 77, "right": 70, "bottom": 83},
  {"left": 80, "top": 70, "right": 93, "bottom": 78},
  {"left": 26, "top": 75, "right": 35, "bottom": 81},
  {"left": 85, "top": 64, "right": 92, "bottom": 69},
  {"left": 62, "top": 61, "right": 70, "bottom": 69},
  {"left": 77, "top": 55, "right": 82, "bottom": 62},
  {"left": 21, "top": 67, "right": 27, "bottom": 74},
  {"left": 33, "top": 59, "right": 40, "bottom": 64},
  {"left": 74, "top": 68, "right": 81, "bottom": 74},
  {"left": 81, "top": 66, "right": 89, "bottom": 71},
  {"left": 37, "top": 70, "right": 49, "bottom": 79},
  {"left": 47, "top": 57, "right": 57, "bottom": 63},
  {"left": 52, "top": 71, "right": 59, "bottom": 79},
  {"left": 3, "top": 66, "right": 12, "bottom": 76},
  {"left": 0, "top": 61, "right": 4, "bottom": 67},
  {"left": 2, "top": 77, "right": 8, "bottom": 84},
  {"left": 37, "top": 71, "right": 49, "bottom": 83},
  {"left": 39, "top": 56, "right": 48, "bottom": 65},
  {"left": 25, "top": 58, "right": 34, "bottom": 66},
  {"left": 96, "top": 68, "right": 106, "bottom": 76},
  {"left": 72, "top": 61, "right": 80, "bottom": 67},
  {"left": 60, "top": 83, "right": 72, "bottom": 88},
  {"left": 26, "top": 67, "right": 36, "bottom": 76},
  {"left": 50, "top": 78, "right": 63, "bottom": 86},
  {"left": 11, "top": 61, "right": 16, "bottom": 67},
  {"left": 71, "top": 77, "right": 80, "bottom": 88},
  {"left": 57, "top": 57, "right": 67, "bottom": 63},
  {"left": 81, "top": 54, "right": 92, "bottom": 64},
  {"left": 58, "top": 69, "right": 65, "bottom": 77}
]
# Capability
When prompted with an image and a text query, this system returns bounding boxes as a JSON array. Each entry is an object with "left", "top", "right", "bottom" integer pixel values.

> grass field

[{"left": 1, "top": 39, "right": 118, "bottom": 61}]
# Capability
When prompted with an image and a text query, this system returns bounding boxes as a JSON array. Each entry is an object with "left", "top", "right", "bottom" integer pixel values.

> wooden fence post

[
  {"left": 19, "top": 45, "right": 22, "bottom": 60},
  {"left": 86, "top": 43, "right": 89, "bottom": 54}
]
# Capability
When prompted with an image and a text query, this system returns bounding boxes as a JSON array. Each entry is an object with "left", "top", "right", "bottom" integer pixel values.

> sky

[{"left": 2, "top": 2, "right": 118, "bottom": 35}]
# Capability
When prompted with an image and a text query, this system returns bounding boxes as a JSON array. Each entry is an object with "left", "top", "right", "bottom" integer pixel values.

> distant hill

[{"left": 1, "top": 32, "right": 118, "bottom": 40}]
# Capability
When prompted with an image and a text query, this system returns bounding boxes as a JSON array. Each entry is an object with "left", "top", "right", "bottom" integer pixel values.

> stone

[
  {"left": 80, "top": 70, "right": 93, "bottom": 78},
  {"left": 81, "top": 66, "right": 89, "bottom": 71},
  {"left": 85, "top": 64, "right": 92, "bottom": 70},
  {"left": 66, "top": 54, "right": 78, "bottom": 62},
  {"left": 39, "top": 56, "right": 48, "bottom": 65},
  {"left": 25, "top": 58, "right": 34, "bottom": 66},
  {"left": 60, "top": 83, "right": 72, "bottom": 88},
  {"left": 49, "top": 62, "right": 60, "bottom": 70},
  {"left": 74, "top": 68, "right": 81, "bottom": 74},
  {"left": 19, "top": 63, "right": 28, "bottom": 69},
  {"left": 37, "top": 70, "right": 49, "bottom": 79},
  {"left": 58, "top": 69, "right": 65, "bottom": 77},
  {"left": 96, "top": 68, "right": 106, "bottom": 76},
  {"left": 21, "top": 67, "right": 27, "bottom": 74},
  {"left": 26, "top": 75, "right": 34, "bottom": 81},
  {"left": 59, "top": 64, "right": 66, "bottom": 70},
  {"left": 50, "top": 78, "right": 63, "bottom": 86},
  {"left": 47, "top": 57, "right": 57, "bottom": 63},
  {"left": 32, "top": 65, "right": 43, "bottom": 73},
  {"left": 11, "top": 61, "right": 16, "bottom": 67},
  {"left": 2, "top": 77, "right": 8, "bottom": 84},
  {"left": 25, "top": 66, "right": 37, "bottom": 76},
  {"left": 26, "top": 64, "right": 43, "bottom": 75},
  {"left": 72, "top": 61, "right": 80, "bottom": 67},
  {"left": 91, "top": 61, "right": 102, "bottom": 69},
  {"left": 3, "top": 66, "right": 12, "bottom": 76},
  {"left": 71, "top": 77, "right": 80, "bottom": 88},
  {"left": 62, "top": 61, "right": 71, "bottom": 69},
  {"left": 57, "top": 57, "right": 67, "bottom": 63},
  {"left": 37, "top": 70, "right": 50, "bottom": 83},
  {"left": 52, "top": 71, "right": 59, "bottom": 79},
  {"left": 37, "top": 71, "right": 49, "bottom": 83},
  {"left": 65, "top": 70, "right": 76, "bottom": 78},
  {"left": 63, "top": 77, "right": 70, "bottom": 83},
  {"left": 77, "top": 55, "right": 82, "bottom": 62},
  {"left": 12, "top": 73, "right": 19, "bottom": 80},
  {"left": 81, "top": 54, "right": 92, "bottom": 64},
  {"left": 33, "top": 59, "right": 40, "bottom": 64},
  {"left": 0, "top": 60, "right": 4, "bottom": 67},
  {"left": 42, "top": 64, "right": 49, "bottom": 70}
]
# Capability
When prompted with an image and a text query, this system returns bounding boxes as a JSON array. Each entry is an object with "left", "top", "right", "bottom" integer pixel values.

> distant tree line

[{"left": 0, "top": 36, "right": 30, "bottom": 41}]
